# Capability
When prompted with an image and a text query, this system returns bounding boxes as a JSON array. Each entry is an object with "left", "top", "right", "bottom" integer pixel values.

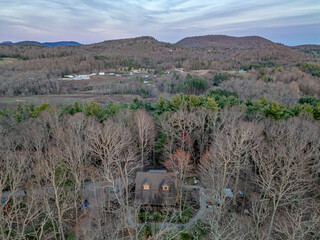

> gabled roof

[
  {"left": 160, "top": 179, "right": 169, "bottom": 187},
  {"left": 135, "top": 172, "right": 176, "bottom": 206},
  {"left": 142, "top": 178, "right": 150, "bottom": 186}
]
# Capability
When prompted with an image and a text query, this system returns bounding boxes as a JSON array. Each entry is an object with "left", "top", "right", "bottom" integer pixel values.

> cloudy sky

[{"left": 1, "top": 0, "right": 319, "bottom": 45}]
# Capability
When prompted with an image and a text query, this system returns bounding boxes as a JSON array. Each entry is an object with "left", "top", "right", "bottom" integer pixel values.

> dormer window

[
  {"left": 142, "top": 179, "right": 150, "bottom": 190},
  {"left": 143, "top": 183, "right": 150, "bottom": 190},
  {"left": 162, "top": 184, "right": 169, "bottom": 191},
  {"left": 161, "top": 179, "right": 170, "bottom": 191}
]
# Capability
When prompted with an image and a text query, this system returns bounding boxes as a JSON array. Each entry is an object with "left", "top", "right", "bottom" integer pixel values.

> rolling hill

[
  {"left": 0, "top": 41, "right": 81, "bottom": 47},
  {"left": 0, "top": 41, "right": 43, "bottom": 46},
  {"left": 42, "top": 41, "right": 81, "bottom": 47},
  {"left": 176, "top": 35, "right": 273, "bottom": 48}
]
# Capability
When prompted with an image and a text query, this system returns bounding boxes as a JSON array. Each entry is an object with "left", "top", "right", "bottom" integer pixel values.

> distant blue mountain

[
  {"left": 15, "top": 41, "right": 43, "bottom": 46},
  {"left": 0, "top": 41, "right": 81, "bottom": 47},
  {"left": 0, "top": 41, "right": 42, "bottom": 46},
  {"left": 42, "top": 41, "right": 81, "bottom": 47},
  {"left": 1, "top": 41, "right": 13, "bottom": 45}
]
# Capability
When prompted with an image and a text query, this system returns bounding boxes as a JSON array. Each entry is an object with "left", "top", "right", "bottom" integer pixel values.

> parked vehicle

[{"left": 78, "top": 199, "right": 90, "bottom": 210}]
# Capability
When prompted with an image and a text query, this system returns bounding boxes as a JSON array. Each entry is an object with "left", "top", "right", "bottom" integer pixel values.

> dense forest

[{"left": 0, "top": 91, "right": 319, "bottom": 239}]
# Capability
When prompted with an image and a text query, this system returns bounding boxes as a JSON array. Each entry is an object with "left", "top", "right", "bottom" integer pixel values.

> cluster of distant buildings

[
  {"left": 57, "top": 68, "right": 183, "bottom": 82},
  {"left": 59, "top": 69, "right": 147, "bottom": 81},
  {"left": 61, "top": 72, "right": 106, "bottom": 80}
]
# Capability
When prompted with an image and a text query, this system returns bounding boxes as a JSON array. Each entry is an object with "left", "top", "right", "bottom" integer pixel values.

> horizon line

[{"left": 1, "top": 34, "right": 319, "bottom": 47}]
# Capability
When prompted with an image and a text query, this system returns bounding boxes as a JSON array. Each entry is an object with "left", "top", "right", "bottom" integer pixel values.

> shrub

[
  {"left": 298, "top": 96, "right": 320, "bottom": 106},
  {"left": 206, "top": 89, "right": 238, "bottom": 98},
  {"left": 82, "top": 101, "right": 101, "bottom": 116},
  {"left": 297, "top": 62, "right": 320, "bottom": 77},
  {"left": 213, "top": 73, "right": 229, "bottom": 86},
  {"left": 184, "top": 74, "right": 208, "bottom": 94}
]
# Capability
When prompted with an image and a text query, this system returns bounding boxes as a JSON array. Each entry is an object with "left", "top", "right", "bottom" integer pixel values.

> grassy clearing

[
  {"left": 0, "top": 58, "right": 14, "bottom": 65},
  {"left": 226, "top": 70, "right": 247, "bottom": 74}
]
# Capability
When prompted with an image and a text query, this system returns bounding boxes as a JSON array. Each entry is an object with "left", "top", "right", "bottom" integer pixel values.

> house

[
  {"left": 64, "top": 75, "right": 74, "bottom": 78},
  {"left": 135, "top": 171, "right": 177, "bottom": 206},
  {"left": 175, "top": 68, "right": 184, "bottom": 73},
  {"left": 74, "top": 75, "right": 90, "bottom": 80}
]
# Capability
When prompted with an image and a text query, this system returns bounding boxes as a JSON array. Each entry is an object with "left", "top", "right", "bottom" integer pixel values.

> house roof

[
  {"left": 135, "top": 172, "right": 176, "bottom": 206},
  {"left": 160, "top": 179, "right": 169, "bottom": 187},
  {"left": 142, "top": 178, "right": 150, "bottom": 186},
  {"left": 148, "top": 170, "right": 167, "bottom": 173}
]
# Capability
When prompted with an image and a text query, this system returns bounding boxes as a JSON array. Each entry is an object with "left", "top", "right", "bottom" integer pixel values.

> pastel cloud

[{"left": 0, "top": 0, "right": 319, "bottom": 45}]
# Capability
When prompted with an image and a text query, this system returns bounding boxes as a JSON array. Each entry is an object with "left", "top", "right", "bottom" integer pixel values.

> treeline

[
  {"left": 1, "top": 91, "right": 319, "bottom": 123},
  {"left": 298, "top": 62, "right": 320, "bottom": 77}
]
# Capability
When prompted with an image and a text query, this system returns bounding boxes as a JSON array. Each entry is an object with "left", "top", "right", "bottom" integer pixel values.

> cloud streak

[{"left": 0, "top": 0, "right": 319, "bottom": 45}]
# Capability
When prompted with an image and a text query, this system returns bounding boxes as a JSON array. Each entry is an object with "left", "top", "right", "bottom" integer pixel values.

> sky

[{"left": 0, "top": 0, "right": 319, "bottom": 46}]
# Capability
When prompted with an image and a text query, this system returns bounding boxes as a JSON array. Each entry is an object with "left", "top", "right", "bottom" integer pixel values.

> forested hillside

[
  {"left": 1, "top": 35, "right": 319, "bottom": 101},
  {"left": 176, "top": 35, "right": 274, "bottom": 47}
]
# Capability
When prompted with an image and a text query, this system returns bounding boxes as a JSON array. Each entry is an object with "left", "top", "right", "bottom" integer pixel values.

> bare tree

[
  {"left": 198, "top": 118, "right": 261, "bottom": 239},
  {"left": 273, "top": 200, "right": 320, "bottom": 240},
  {"left": 164, "top": 149, "right": 193, "bottom": 219},
  {"left": 192, "top": 108, "right": 219, "bottom": 164},
  {"left": 224, "top": 120, "right": 263, "bottom": 205},
  {"left": 0, "top": 150, "right": 44, "bottom": 240},
  {"left": 199, "top": 140, "right": 235, "bottom": 239},
  {"left": 134, "top": 109, "right": 156, "bottom": 167},
  {"left": 252, "top": 118, "right": 320, "bottom": 239},
  {"left": 57, "top": 113, "right": 93, "bottom": 221},
  {"left": 35, "top": 147, "right": 76, "bottom": 240},
  {"left": 88, "top": 119, "right": 140, "bottom": 240},
  {"left": 159, "top": 109, "right": 198, "bottom": 162}
]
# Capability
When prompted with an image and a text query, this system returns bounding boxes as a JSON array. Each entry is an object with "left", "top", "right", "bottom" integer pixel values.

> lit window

[
  {"left": 143, "top": 184, "right": 150, "bottom": 190},
  {"left": 162, "top": 185, "right": 169, "bottom": 191}
]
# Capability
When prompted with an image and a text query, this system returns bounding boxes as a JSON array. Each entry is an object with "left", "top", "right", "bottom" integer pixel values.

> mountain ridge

[
  {"left": 0, "top": 41, "right": 81, "bottom": 47},
  {"left": 1, "top": 35, "right": 319, "bottom": 48},
  {"left": 176, "top": 35, "right": 274, "bottom": 48}
]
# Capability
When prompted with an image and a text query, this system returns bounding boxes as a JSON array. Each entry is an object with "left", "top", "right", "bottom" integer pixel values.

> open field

[
  {"left": 225, "top": 70, "right": 247, "bottom": 74},
  {"left": 0, "top": 94, "right": 146, "bottom": 108},
  {"left": 0, "top": 58, "right": 16, "bottom": 65}
]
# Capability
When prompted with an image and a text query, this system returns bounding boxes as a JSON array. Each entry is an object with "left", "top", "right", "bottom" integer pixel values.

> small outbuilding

[{"left": 135, "top": 171, "right": 176, "bottom": 206}]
